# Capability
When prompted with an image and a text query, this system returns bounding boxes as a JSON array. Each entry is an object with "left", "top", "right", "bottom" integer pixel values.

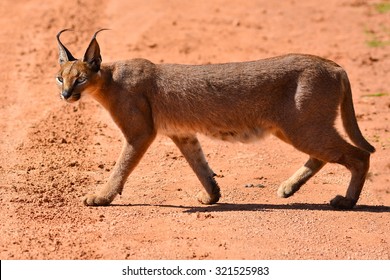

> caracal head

[{"left": 55, "top": 29, "right": 107, "bottom": 103}]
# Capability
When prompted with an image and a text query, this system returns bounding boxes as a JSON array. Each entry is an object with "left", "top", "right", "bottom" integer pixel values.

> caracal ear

[
  {"left": 83, "top": 29, "right": 109, "bottom": 72},
  {"left": 57, "top": 29, "right": 76, "bottom": 65}
]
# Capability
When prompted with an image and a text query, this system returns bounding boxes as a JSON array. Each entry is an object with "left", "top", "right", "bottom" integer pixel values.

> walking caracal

[{"left": 56, "top": 29, "right": 375, "bottom": 209}]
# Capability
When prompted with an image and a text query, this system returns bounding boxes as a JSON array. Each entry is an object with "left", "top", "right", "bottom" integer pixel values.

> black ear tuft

[
  {"left": 83, "top": 29, "right": 109, "bottom": 72},
  {"left": 57, "top": 29, "right": 76, "bottom": 65}
]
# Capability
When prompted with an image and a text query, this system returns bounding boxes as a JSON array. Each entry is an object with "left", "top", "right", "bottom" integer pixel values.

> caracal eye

[
  {"left": 76, "top": 76, "right": 87, "bottom": 84},
  {"left": 56, "top": 76, "right": 63, "bottom": 84}
]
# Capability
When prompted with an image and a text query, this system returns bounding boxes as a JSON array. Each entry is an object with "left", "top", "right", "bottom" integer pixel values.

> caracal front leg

[
  {"left": 171, "top": 135, "right": 221, "bottom": 204},
  {"left": 84, "top": 137, "right": 154, "bottom": 206},
  {"left": 277, "top": 157, "right": 326, "bottom": 198}
]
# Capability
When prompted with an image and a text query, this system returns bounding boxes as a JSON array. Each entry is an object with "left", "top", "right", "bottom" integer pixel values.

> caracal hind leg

[
  {"left": 171, "top": 135, "right": 221, "bottom": 204},
  {"left": 277, "top": 157, "right": 326, "bottom": 198},
  {"left": 330, "top": 146, "right": 370, "bottom": 209},
  {"left": 285, "top": 126, "right": 370, "bottom": 209}
]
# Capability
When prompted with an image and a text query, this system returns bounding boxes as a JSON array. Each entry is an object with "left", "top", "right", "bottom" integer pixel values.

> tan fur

[{"left": 56, "top": 30, "right": 375, "bottom": 209}]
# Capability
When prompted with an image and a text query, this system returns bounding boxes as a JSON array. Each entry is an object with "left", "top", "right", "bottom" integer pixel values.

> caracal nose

[{"left": 61, "top": 90, "right": 72, "bottom": 100}]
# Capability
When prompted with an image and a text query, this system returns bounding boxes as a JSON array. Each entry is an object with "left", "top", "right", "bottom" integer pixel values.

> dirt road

[{"left": 0, "top": 0, "right": 389, "bottom": 259}]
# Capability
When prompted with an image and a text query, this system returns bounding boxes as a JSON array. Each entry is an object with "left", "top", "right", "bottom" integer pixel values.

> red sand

[{"left": 0, "top": 0, "right": 389, "bottom": 259}]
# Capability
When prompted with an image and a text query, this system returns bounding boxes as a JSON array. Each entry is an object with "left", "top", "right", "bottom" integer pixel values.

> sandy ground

[{"left": 0, "top": 0, "right": 389, "bottom": 260}]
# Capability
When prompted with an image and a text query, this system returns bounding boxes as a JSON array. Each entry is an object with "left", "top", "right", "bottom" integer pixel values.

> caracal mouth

[{"left": 61, "top": 93, "right": 81, "bottom": 103}]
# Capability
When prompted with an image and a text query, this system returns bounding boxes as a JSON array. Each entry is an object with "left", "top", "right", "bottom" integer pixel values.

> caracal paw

[
  {"left": 83, "top": 194, "right": 111, "bottom": 206},
  {"left": 330, "top": 195, "right": 356, "bottom": 210},
  {"left": 277, "top": 181, "right": 296, "bottom": 198},
  {"left": 196, "top": 191, "right": 220, "bottom": 205}
]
